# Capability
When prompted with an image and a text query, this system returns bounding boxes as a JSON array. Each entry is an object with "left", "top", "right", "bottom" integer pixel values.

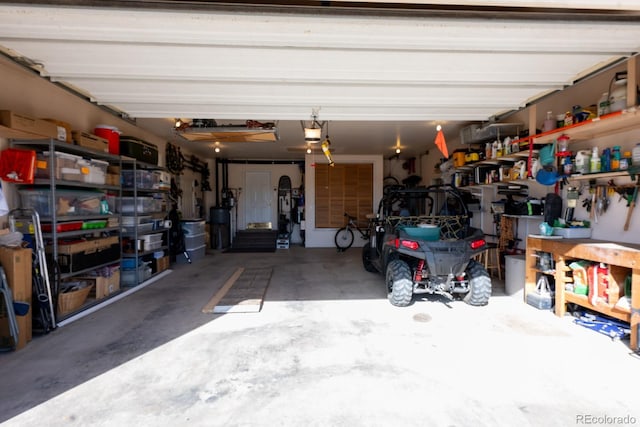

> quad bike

[{"left": 362, "top": 185, "right": 491, "bottom": 307}]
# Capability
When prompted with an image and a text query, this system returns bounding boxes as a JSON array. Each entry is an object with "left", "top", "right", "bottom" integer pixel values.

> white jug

[{"left": 530, "top": 158, "right": 541, "bottom": 178}]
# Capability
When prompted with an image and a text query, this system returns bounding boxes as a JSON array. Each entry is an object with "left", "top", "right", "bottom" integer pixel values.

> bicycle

[{"left": 334, "top": 212, "right": 376, "bottom": 251}]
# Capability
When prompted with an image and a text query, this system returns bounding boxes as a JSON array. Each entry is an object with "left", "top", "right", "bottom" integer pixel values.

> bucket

[{"left": 94, "top": 125, "right": 120, "bottom": 155}]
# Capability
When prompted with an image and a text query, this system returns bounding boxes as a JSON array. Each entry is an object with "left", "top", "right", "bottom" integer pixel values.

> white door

[{"left": 245, "top": 171, "right": 273, "bottom": 228}]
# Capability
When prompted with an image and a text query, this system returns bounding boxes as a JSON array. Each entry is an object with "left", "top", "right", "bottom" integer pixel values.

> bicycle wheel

[{"left": 334, "top": 227, "right": 354, "bottom": 251}]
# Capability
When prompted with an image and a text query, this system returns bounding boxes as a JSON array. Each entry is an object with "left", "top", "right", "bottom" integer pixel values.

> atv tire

[
  {"left": 386, "top": 259, "right": 413, "bottom": 307},
  {"left": 463, "top": 260, "right": 492, "bottom": 306},
  {"left": 362, "top": 243, "right": 377, "bottom": 273}
]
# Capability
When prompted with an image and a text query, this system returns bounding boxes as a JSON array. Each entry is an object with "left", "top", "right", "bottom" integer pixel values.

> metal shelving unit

[
  {"left": 119, "top": 158, "right": 171, "bottom": 286},
  {"left": 9, "top": 138, "right": 122, "bottom": 323}
]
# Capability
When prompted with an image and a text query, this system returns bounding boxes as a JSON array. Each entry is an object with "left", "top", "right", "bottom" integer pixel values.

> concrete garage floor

[{"left": 1, "top": 246, "right": 639, "bottom": 427}]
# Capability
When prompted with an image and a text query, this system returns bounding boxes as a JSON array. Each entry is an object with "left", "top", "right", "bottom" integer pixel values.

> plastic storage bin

[
  {"left": 117, "top": 196, "right": 154, "bottom": 214},
  {"left": 121, "top": 170, "right": 159, "bottom": 189},
  {"left": 35, "top": 151, "right": 83, "bottom": 182},
  {"left": 84, "top": 158, "right": 108, "bottom": 185},
  {"left": 181, "top": 220, "right": 206, "bottom": 235},
  {"left": 184, "top": 232, "right": 205, "bottom": 250},
  {"left": 552, "top": 227, "right": 592, "bottom": 238},
  {"left": 121, "top": 263, "right": 152, "bottom": 286},
  {"left": 20, "top": 188, "right": 105, "bottom": 216}
]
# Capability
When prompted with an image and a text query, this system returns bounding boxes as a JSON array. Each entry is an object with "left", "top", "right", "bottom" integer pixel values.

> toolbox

[{"left": 119, "top": 136, "right": 158, "bottom": 165}]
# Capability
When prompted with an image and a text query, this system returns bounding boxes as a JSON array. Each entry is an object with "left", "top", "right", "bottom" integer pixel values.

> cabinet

[
  {"left": 525, "top": 235, "right": 639, "bottom": 350},
  {"left": 10, "top": 138, "right": 122, "bottom": 322},
  {"left": 119, "top": 159, "right": 171, "bottom": 286}
]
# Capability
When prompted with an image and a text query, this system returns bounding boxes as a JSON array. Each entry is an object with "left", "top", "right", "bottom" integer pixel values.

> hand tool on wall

[{"left": 624, "top": 185, "right": 638, "bottom": 231}]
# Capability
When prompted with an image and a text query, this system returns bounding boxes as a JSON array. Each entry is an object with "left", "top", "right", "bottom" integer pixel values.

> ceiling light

[
  {"left": 175, "top": 118, "right": 182, "bottom": 128},
  {"left": 304, "top": 126, "right": 322, "bottom": 143},
  {"left": 302, "top": 109, "right": 325, "bottom": 143},
  {"left": 214, "top": 147, "right": 221, "bottom": 153},
  {"left": 395, "top": 147, "right": 401, "bottom": 154},
  {"left": 306, "top": 146, "right": 312, "bottom": 154}
]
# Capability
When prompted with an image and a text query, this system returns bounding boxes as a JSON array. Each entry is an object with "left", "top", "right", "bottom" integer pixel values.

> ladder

[{"left": 8, "top": 208, "right": 56, "bottom": 332}]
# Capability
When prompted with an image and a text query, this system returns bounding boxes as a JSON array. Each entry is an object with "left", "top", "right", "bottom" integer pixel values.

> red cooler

[{"left": 94, "top": 125, "right": 120, "bottom": 155}]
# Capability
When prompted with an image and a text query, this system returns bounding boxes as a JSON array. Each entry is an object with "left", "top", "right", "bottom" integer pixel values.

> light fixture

[
  {"left": 301, "top": 109, "right": 325, "bottom": 143},
  {"left": 214, "top": 147, "right": 221, "bottom": 153},
  {"left": 306, "top": 145, "right": 312, "bottom": 154},
  {"left": 174, "top": 118, "right": 182, "bottom": 128},
  {"left": 395, "top": 147, "right": 401, "bottom": 154}
]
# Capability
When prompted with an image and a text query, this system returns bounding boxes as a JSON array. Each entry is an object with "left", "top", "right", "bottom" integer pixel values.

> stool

[{"left": 473, "top": 243, "right": 501, "bottom": 279}]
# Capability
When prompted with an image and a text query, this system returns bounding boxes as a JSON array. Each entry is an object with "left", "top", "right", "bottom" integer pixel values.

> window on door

[{"left": 315, "top": 163, "right": 373, "bottom": 228}]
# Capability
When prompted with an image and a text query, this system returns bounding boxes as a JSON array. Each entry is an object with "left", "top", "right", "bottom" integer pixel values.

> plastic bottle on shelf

[
  {"left": 598, "top": 92, "right": 610, "bottom": 117},
  {"left": 590, "top": 146, "right": 601, "bottom": 173},
  {"left": 611, "top": 146, "right": 621, "bottom": 170},
  {"left": 633, "top": 143, "right": 640, "bottom": 166},
  {"left": 601, "top": 148, "right": 611, "bottom": 172},
  {"left": 543, "top": 111, "right": 556, "bottom": 132},
  {"left": 491, "top": 140, "right": 498, "bottom": 159},
  {"left": 485, "top": 142, "right": 492, "bottom": 160},
  {"left": 620, "top": 151, "right": 630, "bottom": 170},
  {"left": 503, "top": 136, "right": 512, "bottom": 155},
  {"left": 575, "top": 150, "right": 591, "bottom": 174},
  {"left": 496, "top": 139, "right": 503, "bottom": 157}
]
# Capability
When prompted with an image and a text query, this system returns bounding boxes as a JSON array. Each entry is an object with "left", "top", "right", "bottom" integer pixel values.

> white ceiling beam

[{"left": 0, "top": 6, "right": 639, "bottom": 54}]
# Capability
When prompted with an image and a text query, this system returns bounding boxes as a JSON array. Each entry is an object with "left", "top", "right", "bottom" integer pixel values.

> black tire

[
  {"left": 386, "top": 259, "right": 413, "bottom": 307},
  {"left": 463, "top": 260, "right": 492, "bottom": 306},
  {"left": 335, "top": 227, "right": 354, "bottom": 250},
  {"left": 362, "top": 243, "right": 377, "bottom": 273}
]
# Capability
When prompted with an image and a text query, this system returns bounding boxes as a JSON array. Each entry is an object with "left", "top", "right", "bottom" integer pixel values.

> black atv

[{"left": 362, "top": 185, "right": 491, "bottom": 307}]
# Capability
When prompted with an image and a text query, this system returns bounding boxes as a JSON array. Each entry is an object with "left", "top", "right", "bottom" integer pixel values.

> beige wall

[{"left": 0, "top": 54, "right": 209, "bottom": 220}]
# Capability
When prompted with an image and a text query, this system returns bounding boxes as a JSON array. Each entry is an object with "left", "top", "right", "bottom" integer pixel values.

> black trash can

[{"left": 210, "top": 207, "right": 230, "bottom": 249}]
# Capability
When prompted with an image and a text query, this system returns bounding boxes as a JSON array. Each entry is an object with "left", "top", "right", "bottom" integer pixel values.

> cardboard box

[
  {"left": 72, "top": 131, "right": 108, "bottom": 152},
  {"left": 106, "top": 173, "right": 120, "bottom": 186},
  {"left": 43, "top": 119, "right": 72, "bottom": 143},
  {"left": 84, "top": 270, "right": 121, "bottom": 299},
  {"left": 0, "top": 110, "right": 59, "bottom": 139},
  {"left": 152, "top": 256, "right": 169, "bottom": 274},
  {"left": 0, "top": 246, "right": 33, "bottom": 349}
]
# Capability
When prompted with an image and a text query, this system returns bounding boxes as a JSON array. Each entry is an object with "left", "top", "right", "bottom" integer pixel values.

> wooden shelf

[
  {"left": 525, "top": 236, "right": 640, "bottom": 350},
  {"left": 564, "top": 292, "right": 630, "bottom": 323},
  {"left": 565, "top": 171, "right": 631, "bottom": 182},
  {"left": 532, "top": 109, "right": 640, "bottom": 145}
]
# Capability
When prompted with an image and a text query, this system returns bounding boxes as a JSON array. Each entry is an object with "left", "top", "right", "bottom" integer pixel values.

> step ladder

[{"left": 9, "top": 208, "right": 56, "bottom": 332}]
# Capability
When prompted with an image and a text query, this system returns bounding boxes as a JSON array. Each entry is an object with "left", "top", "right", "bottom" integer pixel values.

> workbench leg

[
  {"left": 555, "top": 257, "right": 567, "bottom": 318},
  {"left": 631, "top": 268, "right": 639, "bottom": 351}
]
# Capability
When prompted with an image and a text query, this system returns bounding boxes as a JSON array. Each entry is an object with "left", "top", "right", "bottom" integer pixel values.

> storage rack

[
  {"left": 119, "top": 158, "right": 171, "bottom": 286},
  {"left": 9, "top": 138, "right": 122, "bottom": 322}
]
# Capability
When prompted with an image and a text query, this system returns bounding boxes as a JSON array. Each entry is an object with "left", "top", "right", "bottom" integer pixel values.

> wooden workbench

[{"left": 525, "top": 236, "right": 640, "bottom": 350}]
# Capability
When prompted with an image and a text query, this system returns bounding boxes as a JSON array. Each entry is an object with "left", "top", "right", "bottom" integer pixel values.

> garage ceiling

[{"left": 0, "top": 1, "right": 639, "bottom": 160}]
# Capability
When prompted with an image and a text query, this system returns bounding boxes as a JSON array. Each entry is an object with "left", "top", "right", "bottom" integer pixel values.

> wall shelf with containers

[
  {"left": 529, "top": 109, "right": 640, "bottom": 183},
  {"left": 118, "top": 159, "right": 172, "bottom": 287},
  {"left": 453, "top": 108, "right": 640, "bottom": 188},
  {"left": 9, "top": 138, "right": 122, "bottom": 323}
]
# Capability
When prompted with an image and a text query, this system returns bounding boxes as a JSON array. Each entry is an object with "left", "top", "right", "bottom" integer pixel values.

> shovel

[{"left": 624, "top": 186, "right": 638, "bottom": 231}]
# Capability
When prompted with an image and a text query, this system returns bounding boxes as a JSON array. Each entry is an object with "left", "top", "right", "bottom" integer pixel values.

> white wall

[
  {"left": 221, "top": 162, "right": 303, "bottom": 233},
  {"left": 304, "top": 154, "right": 383, "bottom": 248}
]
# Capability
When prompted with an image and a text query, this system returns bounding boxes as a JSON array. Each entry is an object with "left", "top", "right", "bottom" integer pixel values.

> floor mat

[{"left": 202, "top": 267, "right": 273, "bottom": 314}]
